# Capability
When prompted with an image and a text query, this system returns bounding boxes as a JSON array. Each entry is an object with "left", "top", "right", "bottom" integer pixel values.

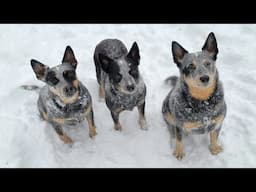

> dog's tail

[
  {"left": 164, "top": 76, "right": 178, "bottom": 87},
  {"left": 20, "top": 85, "right": 40, "bottom": 91}
]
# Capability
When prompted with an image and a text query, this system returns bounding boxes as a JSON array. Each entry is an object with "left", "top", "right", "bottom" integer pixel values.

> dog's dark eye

[
  {"left": 46, "top": 71, "right": 59, "bottom": 86},
  {"left": 187, "top": 63, "right": 196, "bottom": 71},
  {"left": 129, "top": 69, "right": 139, "bottom": 79},
  {"left": 63, "top": 70, "right": 76, "bottom": 82},
  {"left": 113, "top": 73, "right": 122, "bottom": 83},
  {"left": 205, "top": 62, "right": 211, "bottom": 67}
]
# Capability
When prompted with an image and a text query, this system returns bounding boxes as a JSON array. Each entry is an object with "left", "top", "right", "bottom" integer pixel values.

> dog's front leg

[
  {"left": 209, "top": 114, "right": 224, "bottom": 155},
  {"left": 173, "top": 127, "right": 184, "bottom": 160},
  {"left": 111, "top": 109, "right": 122, "bottom": 131},
  {"left": 52, "top": 123, "right": 73, "bottom": 144},
  {"left": 137, "top": 101, "right": 147, "bottom": 130},
  {"left": 85, "top": 106, "right": 97, "bottom": 139}
]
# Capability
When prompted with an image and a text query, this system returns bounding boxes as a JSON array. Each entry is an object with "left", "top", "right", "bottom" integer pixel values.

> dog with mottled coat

[
  {"left": 162, "top": 32, "right": 226, "bottom": 160},
  {"left": 94, "top": 39, "right": 147, "bottom": 131},
  {"left": 31, "top": 46, "right": 97, "bottom": 144}
]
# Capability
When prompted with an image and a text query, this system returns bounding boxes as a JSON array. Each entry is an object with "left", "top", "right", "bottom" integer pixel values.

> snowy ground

[{"left": 0, "top": 24, "right": 255, "bottom": 168}]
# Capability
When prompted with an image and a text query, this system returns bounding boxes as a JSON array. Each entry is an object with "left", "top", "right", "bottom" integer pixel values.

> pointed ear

[
  {"left": 98, "top": 53, "right": 114, "bottom": 73},
  {"left": 202, "top": 32, "right": 218, "bottom": 60},
  {"left": 127, "top": 42, "right": 140, "bottom": 65},
  {"left": 172, "top": 41, "right": 188, "bottom": 68},
  {"left": 31, "top": 59, "right": 49, "bottom": 81},
  {"left": 62, "top": 46, "right": 78, "bottom": 69}
]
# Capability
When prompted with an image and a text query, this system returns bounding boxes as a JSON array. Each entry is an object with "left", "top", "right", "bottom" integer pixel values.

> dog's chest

[
  {"left": 106, "top": 85, "right": 146, "bottom": 111},
  {"left": 45, "top": 89, "right": 91, "bottom": 122}
]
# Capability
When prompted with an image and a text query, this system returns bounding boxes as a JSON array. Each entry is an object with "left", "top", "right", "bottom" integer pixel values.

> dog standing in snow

[
  {"left": 162, "top": 32, "right": 226, "bottom": 160},
  {"left": 93, "top": 39, "right": 147, "bottom": 131},
  {"left": 30, "top": 46, "right": 97, "bottom": 144}
]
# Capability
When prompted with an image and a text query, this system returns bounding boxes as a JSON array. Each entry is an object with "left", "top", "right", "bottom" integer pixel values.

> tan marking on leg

[
  {"left": 42, "top": 111, "right": 48, "bottom": 121},
  {"left": 173, "top": 138, "right": 184, "bottom": 160},
  {"left": 209, "top": 131, "right": 223, "bottom": 155},
  {"left": 183, "top": 121, "right": 202, "bottom": 129},
  {"left": 213, "top": 114, "right": 225, "bottom": 125},
  {"left": 114, "top": 122, "right": 122, "bottom": 131},
  {"left": 59, "top": 134, "right": 73, "bottom": 144},
  {"left": 84, "top": 104, "right": 97, "bottom": 138},
  {"left": 49, "top": 87, "right": 79, "bottom": 104},
  {"left": 52, "top": 118, "right": 65, "bottom": 125},
  {"left": 99, "top": 84, "right": 105, "bottom": 99},
  {"left": 163, "top": 111, "right": 175, "bottom": 125},
  {"left": 52, "top": 117, "right": 76, "bottom": 125},
  {"left": 83, "top": 104, "right": 92, "bottom": 117},
  {"left": 138, "top": 114, "right": 147, "bottom": 130},
  {"left": 138, "top": 111, "right": 147, "bottom": 130}
]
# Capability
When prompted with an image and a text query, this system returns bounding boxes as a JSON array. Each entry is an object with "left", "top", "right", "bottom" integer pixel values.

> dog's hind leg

[
  {"left": 137, "top": 101, "right": 147, "bottom": 130},
  {"left": 85, "top": 106, "right": 97, "bottom": 139}
]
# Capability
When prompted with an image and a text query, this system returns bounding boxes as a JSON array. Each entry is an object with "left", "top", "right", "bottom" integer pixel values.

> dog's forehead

[
  {"left": 184, "top": 52, "right": 211, "bottom": 64},
  {"left": 51, "top": 63, "right": 73, "bottom": 73},
  {"left": 117, "top": 58, "right": 131, "bottom": 71}
]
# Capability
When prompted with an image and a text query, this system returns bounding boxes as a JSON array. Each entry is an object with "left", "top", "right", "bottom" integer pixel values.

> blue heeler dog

[
  {"left": 162, "top": 32, "right": 226, "bottom": 160},
  {"left": 30, "top": 46, "right": 97, "bottom": 144},
  {"left": 93, "top": 39, "right": 147, "bottom": 131}
]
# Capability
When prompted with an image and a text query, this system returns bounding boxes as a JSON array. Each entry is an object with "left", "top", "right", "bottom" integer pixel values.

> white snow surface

[{"left": 0, "top": 24, "right": 255, "bottom": 168}]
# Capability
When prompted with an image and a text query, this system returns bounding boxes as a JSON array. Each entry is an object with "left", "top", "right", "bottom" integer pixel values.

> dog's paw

[
  {"left": 173, "top": 149, "right": 185, "bottom": 160},
  {"left": 139, "top": 118, "right": 148, "bottom": 130},
  {"left": 209, "top": 144, "right": 223, "bottom": 155},
  {"left": 114, "top": 123, "right": 122, "bottom": 131},
  {"left": 89, "top": 128, "right": 97, "bottom": 138},
  {"left": 59, "top": 134, "right": 73, "bottom": 144}
]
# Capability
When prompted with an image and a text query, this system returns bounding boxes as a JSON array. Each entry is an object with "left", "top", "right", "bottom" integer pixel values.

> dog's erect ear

[
  {"left": 31, "top": 59, "right": 49, "bottom": 81},
  {"left": 99, "top": 53, "right": 114, "bottom": 73},
  {"left": 127, "top": 42, "right": 140, "bottom": 65},
  {"left": 62, "top": 46, "right": 78, "bottom": 69},
  {"left": 172, "top": 41, "right": 188, "bottom": 68},
  {"left": 202, "top": 32, "right": 218, "bottom": 60}
]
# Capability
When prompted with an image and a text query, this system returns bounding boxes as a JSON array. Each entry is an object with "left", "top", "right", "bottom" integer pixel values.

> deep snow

[{"left": 0, "top": 24, "right": 255, "bottom": 167}]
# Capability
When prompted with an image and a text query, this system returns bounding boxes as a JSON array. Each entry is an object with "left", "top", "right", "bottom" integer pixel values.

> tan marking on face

[
  {"left": 73, "top": 79, "right": 79, "bottom": 88},
  {"left": 163, "top": 111, "right": 175, "bottom": 125},
  {"left": 49, "top": 87, "right": 79, "bottom": 104},
  {"left": 183, "top": 72, "right": 216, "bottom": 101}
]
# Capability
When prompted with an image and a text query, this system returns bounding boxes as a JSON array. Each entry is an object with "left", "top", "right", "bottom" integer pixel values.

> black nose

[
  {"left": 127, "top": 84, "right": 135, "bottom": 92},
  {"left": 200, "top": 75, "right": 209, "bottom": 83},
  {"left": 64, "top": 86, "right": 75, "bottom": 95}
]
